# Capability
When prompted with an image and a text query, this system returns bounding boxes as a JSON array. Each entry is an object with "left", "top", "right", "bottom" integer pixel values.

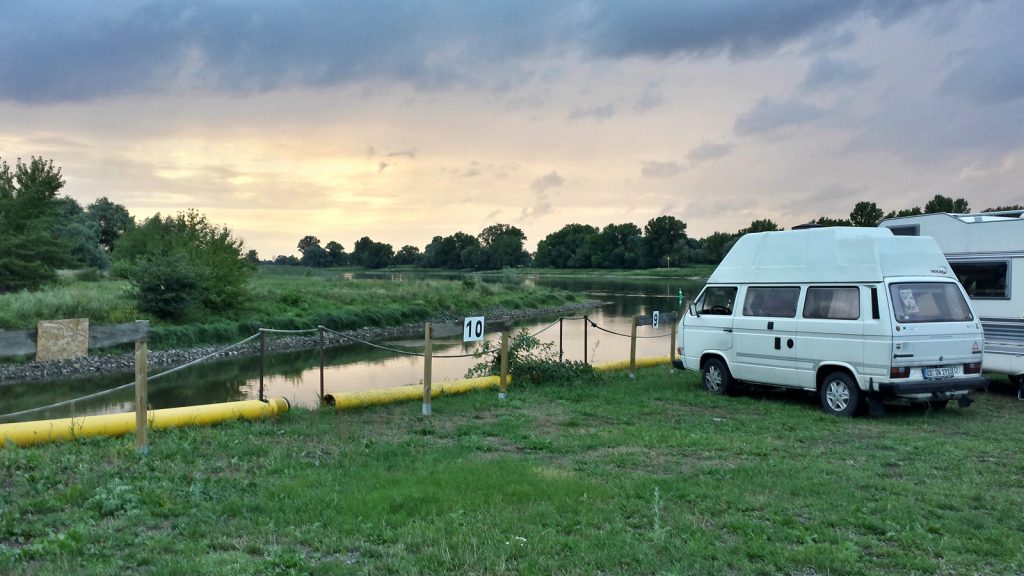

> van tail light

[
  {"left": 964, "top": 362, "right": 982, "bottom": 374},
  {"left": 676, "top": 347, "right": 683, "bottom": 357},
  {"left": 890, "top": 366, "right": 910, "bottom": 379}
]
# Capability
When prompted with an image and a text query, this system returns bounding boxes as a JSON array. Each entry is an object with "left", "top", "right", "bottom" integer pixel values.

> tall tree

[
  {"left": 813, "top": 216, "right": 852, "bottom": 227},
  {"left": 591, "top": 223, "right": 643, "bottom": 268},
  {"left": 477, "top": 223, "right": 530, "bottom": 269},
  {"left": 534, "top": 223, "right": 599, "bottom": 269},
  {"left": 643, "top": 215, "right": 688, "bottom": 268},
  {"left": 0, "top": 157, "right": 76, "bottom": 291},
  {"left": 738, "top": 219, "right": 779, "bottom": 235},
  {"left": 924, "top": 194, "right": 969, "bottom": 214},
  {"left": 849, "top": 201, "right": 884, "bottom": 227},
  {"left": 393, "top": 245, "right": 421, "bottom": 265},
  {"left": 325, "top": 241, "right": 348, "bottom": 266},
  {"left": 86, "top": 197, "right": 135, "bottom": 251}
]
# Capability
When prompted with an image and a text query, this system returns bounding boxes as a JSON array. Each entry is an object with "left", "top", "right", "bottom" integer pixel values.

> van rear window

[{"left": 889, "top": 283, "right": 973, "bottom": 323}]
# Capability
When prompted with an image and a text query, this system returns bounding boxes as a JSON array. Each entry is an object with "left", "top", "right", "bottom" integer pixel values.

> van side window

[
  {"left": 697, "top": 287, "right": 737, "bottom": 315},
  {"left": 743, "top": 287, "right": 800, "bottom": 318},
  {"left": 950, "top": 261, "right": 1009, "bottom": 299},
  {"left": 803, "top": 287, "right": 860, "bottom": 320}
]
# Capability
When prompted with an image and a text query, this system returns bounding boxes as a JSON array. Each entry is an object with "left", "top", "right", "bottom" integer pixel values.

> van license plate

[{"left": 923, "top": 366, "right": 959, "bottom": 379}]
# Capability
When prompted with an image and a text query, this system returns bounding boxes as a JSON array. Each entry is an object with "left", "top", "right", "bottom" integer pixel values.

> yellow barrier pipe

[
  {"left": 0, "top": 398, "right": 289, "bottom": 449},
  {"left": 325, "top": 376, "right": 503, "bottom": 410}
]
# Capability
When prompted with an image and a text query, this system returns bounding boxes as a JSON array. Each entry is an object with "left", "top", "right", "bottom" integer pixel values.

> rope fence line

[
  {"left": 2, "top": 312, "right": 679, "bottom": 422},
  {"left": 0, "top": 332, "right": 264, "bottom": 423}
]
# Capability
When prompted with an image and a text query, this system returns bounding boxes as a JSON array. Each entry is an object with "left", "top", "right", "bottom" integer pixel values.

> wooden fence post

[
  {"left": 558, "top": 318, "right": 563, "bottom": 362},
  {"left": 134, "top": 320, "right": 149, "bottom": 453},
  {"left": 629, "top": 316, "right": 638, "bottom": 377},
  {"left": 584, "top": 315, "right": 589, "bottom": 364},
  {"left": 259, "top": 329, "right": 266, "bottom": 402},
  {"left": 423, "top": 322, "right": 432, "bottom": 416},
  {"left": 499, "top": 331, "right": 510, "bottom": 400},
  {"left": 319, "top": 326, "right": 326, "bottom": 404}
]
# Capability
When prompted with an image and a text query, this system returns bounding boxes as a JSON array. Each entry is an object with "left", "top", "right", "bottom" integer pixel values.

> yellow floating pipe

[
  {"left": 325, "top": 376, "right": 503, "bottom": 410},
  {"left": 0, "top": 398, "right": 289, "bottom": 449},
  {"left": 325, "top": 357, "right": 674, "bottom": 411}
]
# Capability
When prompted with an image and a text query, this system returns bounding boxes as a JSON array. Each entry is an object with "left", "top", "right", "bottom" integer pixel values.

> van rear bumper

[{"left": 876, "top": 376, "right": 989, "bottom": 396}]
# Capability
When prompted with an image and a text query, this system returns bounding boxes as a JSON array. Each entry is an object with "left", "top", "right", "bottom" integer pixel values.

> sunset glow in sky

[{"left": 2, "top": 1, "right": 1022, "bottom": 258}]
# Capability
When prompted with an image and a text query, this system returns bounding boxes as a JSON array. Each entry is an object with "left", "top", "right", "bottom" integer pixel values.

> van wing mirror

[{"left": 689, "top": 302, "right": 699, "bottom": 317}]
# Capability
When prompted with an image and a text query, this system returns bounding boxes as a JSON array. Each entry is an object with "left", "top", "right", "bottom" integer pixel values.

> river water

[{"left": 1, "top": 273, "right": 707, "bottom": 422}]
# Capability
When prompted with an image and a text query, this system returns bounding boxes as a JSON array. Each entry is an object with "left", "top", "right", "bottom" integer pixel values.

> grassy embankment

[
  {"left": 2, "top": 367, "right": 1022, "bottom": 575},
  {"left": 0, "top": 267, "right": 581, "bottom": 350}
]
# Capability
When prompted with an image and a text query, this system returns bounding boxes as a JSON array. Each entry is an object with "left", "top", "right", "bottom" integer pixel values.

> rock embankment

[{"left": 0, "top": 302, "right": 598, "bottom": 386}]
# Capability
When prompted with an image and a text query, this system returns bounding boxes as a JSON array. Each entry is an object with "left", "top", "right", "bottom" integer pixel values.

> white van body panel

[
  {"left": 880, "top": 212, "right": 1024, "bottom": 379},
  {"left": 678, "top": 228, "right": 987, "bottom": 406}
]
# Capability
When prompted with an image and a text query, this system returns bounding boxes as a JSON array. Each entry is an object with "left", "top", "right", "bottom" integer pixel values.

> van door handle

[{"left": 722, "top": 328, "right": 732, "bottom": 333}]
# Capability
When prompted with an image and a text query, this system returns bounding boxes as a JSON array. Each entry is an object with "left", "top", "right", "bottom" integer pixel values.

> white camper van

[
  {"left": 674, "top": 227, "right": 987, "bottom": 416},
  {"left": 880, "top": 211, "right": 1024, "bottom": 386}
]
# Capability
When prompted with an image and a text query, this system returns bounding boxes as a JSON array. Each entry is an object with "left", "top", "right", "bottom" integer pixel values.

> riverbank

[{"left": 0, "top": 301, "right": 599, "bottom": 386}]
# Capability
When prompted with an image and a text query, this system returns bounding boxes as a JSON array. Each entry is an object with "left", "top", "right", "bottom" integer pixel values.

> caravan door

[{"left": 732, "top": 286, "right": 800, "bottom": 386}]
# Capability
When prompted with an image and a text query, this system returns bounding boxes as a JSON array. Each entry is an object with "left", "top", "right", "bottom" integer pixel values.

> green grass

[
  {"left": 0, "top": 270, "right": 578, "bottom": 349},
  {"left": 3, "top": 369, "right": 1022, "bottom": 575}
]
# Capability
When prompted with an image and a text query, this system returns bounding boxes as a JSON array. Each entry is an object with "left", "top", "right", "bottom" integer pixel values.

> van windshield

[{"left": 888, "top": 282, "right": 973, "bottom": 323}]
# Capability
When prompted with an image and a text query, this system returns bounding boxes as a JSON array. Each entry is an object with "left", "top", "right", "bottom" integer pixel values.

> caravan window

[
  {"left": 696, "top": 286, "right": 737, "bottom": 315},
  {"left": 950, "top": 261, "right": 1009, "bottom": 299},
  {"left": 889, "top": 282, "right": 973, "bottom": 323},
  {"left": 743, "top": 287, "right": 800, "bottom": 318},
  {"left": 803, "top": 287, "right": 860, "bottom": 320}
]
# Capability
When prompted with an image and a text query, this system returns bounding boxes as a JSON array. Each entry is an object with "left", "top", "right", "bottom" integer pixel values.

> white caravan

[
  {"left": 880, "top": 211, "right": 1024, "bottom": 386},
  {"left": 673, "top": 227, "right": 987, "bottom": 416}
]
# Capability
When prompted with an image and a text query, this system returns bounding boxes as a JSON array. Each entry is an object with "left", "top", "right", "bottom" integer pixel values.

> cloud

[
  {"left": 0, "top": 1, "right": 955, "bottom": 104},
  {"left": 641, "top": 161, "right": 684, "bottom": 179},
  {"left": 569, "top": 104, "right": 617, "bottom": 121},
  {"left": 687, "top": 142, "right": 734, "bottom": 163},
  {"left": 584, "top": 0, "right": 951, "bottom": 60},
  {"left": 938, "top": 34, "right": 1024, "bottom": 105},
  {"left": 734, "top": 98, "right": 826, "bottom": 136},
  {"left": 798, "top": 57, "right": 874, "bottom": 93},
  {"left": 385, "top": 148, "right": 418, "bottom": 158},
  {"left": 633, "top": 82, "right": 664, "bottom": 112},
  {"left": 530, "top": 171, "right": 565, "bottom": 193}
]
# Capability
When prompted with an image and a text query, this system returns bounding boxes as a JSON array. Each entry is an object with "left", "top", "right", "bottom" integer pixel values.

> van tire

[
  {"left": 820, "top": 372, "right": 861, "bottom": 417},
  {"left": 702, "top": 358, "right": 734, "bottom": 396}
]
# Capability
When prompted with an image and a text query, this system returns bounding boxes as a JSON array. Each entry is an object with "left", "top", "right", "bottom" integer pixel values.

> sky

[{"left": 2, "top": 1, "right": 1022, "bottom": 259}]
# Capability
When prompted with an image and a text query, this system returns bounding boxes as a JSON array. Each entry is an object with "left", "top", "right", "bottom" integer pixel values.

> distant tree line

[{"left": 6, "top": 157, "right": 1022, "bottom": 305}]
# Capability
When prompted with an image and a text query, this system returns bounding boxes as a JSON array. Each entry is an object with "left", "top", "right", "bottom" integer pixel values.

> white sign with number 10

[{"left": 463, "top": 316, "right": 485, "bottom": 342}]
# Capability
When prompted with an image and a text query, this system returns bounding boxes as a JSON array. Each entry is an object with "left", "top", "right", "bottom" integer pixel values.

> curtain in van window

[
  {"left": 743, "top": 287, "right": 800, "bottom": 318},
  {"left": 803, "top": 287, "right": 860, "bottom": 320}
]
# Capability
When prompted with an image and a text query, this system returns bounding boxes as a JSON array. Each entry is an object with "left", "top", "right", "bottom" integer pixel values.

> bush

[
  {"left": 467, "top": 327, "right": 597, "bottom": 385},
  {"left": 114, "top": 210, "right": 252, "bottom": 320}
]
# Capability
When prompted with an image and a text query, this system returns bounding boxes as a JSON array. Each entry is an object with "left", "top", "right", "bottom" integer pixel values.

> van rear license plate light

[
  {"left": 890, "top": 366, "right": 910, "bottom": 379},
  {"left": 963, "top": 362, "right": 982, "bottom": 374}
]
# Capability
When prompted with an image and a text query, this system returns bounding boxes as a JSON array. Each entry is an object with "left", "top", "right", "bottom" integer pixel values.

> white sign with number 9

[{"left": 463, "top": 316, "right": 485, "bottom": 342}]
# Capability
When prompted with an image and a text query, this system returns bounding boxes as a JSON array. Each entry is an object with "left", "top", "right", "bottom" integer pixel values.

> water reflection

[{"left": 2, "top": 273, "right": 706, "bottom": 421}]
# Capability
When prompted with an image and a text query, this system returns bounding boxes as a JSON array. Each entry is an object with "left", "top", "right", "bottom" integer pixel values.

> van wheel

[
  {"left": 820, "top": 373, "right": 861, "bottom": 417},
  {"left": 702, "top": 358, "right": 733, "bottom": 396},
  {"left": 928, "top": 399, "right": 949, "bottom": 410}
]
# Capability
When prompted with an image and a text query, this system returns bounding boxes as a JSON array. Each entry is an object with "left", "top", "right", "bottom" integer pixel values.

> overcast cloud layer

[{"left": 1, "top": 0, "right": 1021, "bottom": 257}]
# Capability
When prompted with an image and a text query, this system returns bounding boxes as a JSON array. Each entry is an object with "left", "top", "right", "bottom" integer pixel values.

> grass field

[{"left": 2, "top": 368, "right": 1022, "bottom": 575}]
